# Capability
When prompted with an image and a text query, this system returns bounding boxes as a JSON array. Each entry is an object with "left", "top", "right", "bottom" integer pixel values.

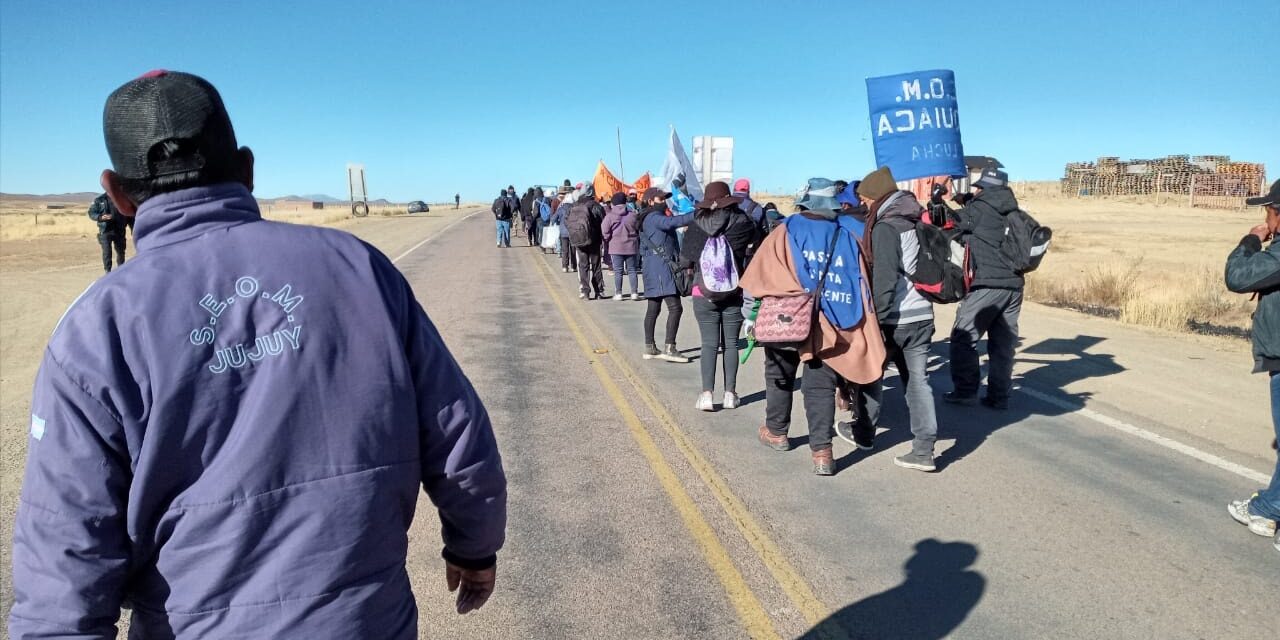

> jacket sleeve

[
  {"left": 870, "top": 223, "right": 902, "bottom": 321},
  {"left": 654, "top": 212, "right": 694, "bottom": 231},
  {"left": 9, "top": 353, "right": 132, "bottom": 639},
  {"left": 1225, "top": 235, "right": 1280, "bottom": 293},
  {"left": 87, "top": 199, "right": 105, "bottom": 222},
  {"left": 949, "top": 201, "right": 979, "bottom": 236},
  {"left": 601, "top": 213, "right": 615, "bottom": 243},
  {"left": 402, "top": 286, "right": 507, "bottom": 566}
]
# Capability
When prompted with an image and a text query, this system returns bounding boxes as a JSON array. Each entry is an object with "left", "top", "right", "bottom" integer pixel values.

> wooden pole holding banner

[{"left": 616, "top": 126, "right": 625, "bottom": 183}]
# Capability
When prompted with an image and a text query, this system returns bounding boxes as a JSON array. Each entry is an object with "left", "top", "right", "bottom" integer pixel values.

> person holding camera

[{"left": 1224, "top": 178, "right": 1280, "bottom": 553}]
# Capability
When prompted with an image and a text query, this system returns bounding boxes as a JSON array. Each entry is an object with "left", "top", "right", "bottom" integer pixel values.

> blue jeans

[
  {"left": 611, "top": 254, "right": 637, "bottom": 295},
  {"left": 494, "top": 219, "right": 511, "bottom": 247},
  {"left": 1250, "top": 372, "right": 1280, "bottom": 520}
]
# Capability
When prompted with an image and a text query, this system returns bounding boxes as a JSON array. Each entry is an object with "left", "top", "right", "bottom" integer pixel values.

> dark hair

[{"left": 119, "top": 139, "right": 240, "bottom": 204}]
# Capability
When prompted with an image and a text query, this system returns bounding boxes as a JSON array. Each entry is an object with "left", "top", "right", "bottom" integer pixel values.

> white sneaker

[
  {"left": 630, "top": 293, "right": 642, "bottom": 301},
  {"left": 1228, "top": 497, "right": 1278, "bottom": 537},
  {"left": 695, "top": 392, "right": 715, "bottom": 411},
  {"left": 578, "top": 292, "right": 587, "bottom": 300},
  {"left": 612, "top": 294, "right": 624, "bottom": 301},
  {"left": 722, "top": 391, "right": 740, "bottom": 410}
]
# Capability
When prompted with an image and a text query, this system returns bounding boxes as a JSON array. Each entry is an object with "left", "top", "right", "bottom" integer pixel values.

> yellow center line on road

[
  {"left": 526, "top": 250, "right": 780, "bottom": 640},
  {"left": 529, "top": 252, "right": 843, "bottom": 636}
]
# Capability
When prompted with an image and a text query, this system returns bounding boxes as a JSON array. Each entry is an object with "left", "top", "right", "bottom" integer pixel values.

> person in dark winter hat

[
  {"left": 851, "top": 165, "right": 940, "bottom": 472},
  {"left": 603, "top": 191, "right": 641, "bottom": 299},
  {"left": 1225, "top": 177, "right": 1280, "bottom": 553},
  {"left": 9, "top": 70, "right": 508, "bottom": 638}
]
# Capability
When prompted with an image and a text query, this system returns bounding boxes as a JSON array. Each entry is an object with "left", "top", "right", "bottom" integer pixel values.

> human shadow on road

[
  {"left": 931, "top": 333, "right": 1125, "bottom": 470},
  {"left": 798, "top": 539, "right": 985, "bottom": 640},
  {"left": 835, "top": 334, "right": 1126, "bottom": 472}
]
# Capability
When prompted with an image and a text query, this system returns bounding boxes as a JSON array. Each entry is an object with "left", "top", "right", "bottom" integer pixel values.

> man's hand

[
  {"left": 101, "top": 213, "right": 113, "bottom": 220},
  {"left": 445, "top": 561, "right": 496, "bottom": 614},
  {"left": 1250, "top": 224, "right": 1271, "bottom": 243}
]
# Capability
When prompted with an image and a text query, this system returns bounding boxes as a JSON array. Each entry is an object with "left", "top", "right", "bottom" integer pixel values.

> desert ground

[{"left": 1, "top": 191, "right": 1275, "bottom": 637}]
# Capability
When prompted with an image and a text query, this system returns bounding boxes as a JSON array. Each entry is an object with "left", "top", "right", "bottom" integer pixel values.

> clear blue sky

[{"left": 2, "top": 0, "right": 1276, "bottom": 202}]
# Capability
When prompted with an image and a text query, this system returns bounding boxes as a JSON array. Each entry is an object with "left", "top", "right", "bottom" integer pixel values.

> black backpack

[
  {"left": 999, "top": 209, "right": 1052, "bottom": 274},
  {"left": 566, "top": 202, "right": 594, "bottom": 248},
  {"left": 910, "top": 221, "right": 971, "bottom": 304}
]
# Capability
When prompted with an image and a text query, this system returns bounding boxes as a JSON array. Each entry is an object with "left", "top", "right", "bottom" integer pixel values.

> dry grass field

[
  {"left": 759, "top": 182, "right": 1260, "bottom": 336},
  {"left": 2, "top": 185, "right": 1264, "bottom": 337},
  {"left": 0, "top": 196, "right": 419, "bottom": 242}
]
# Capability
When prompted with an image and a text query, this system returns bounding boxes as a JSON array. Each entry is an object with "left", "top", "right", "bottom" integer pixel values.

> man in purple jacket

[{"left": 8, "top": 70, "right": 507, "bottom": 639}]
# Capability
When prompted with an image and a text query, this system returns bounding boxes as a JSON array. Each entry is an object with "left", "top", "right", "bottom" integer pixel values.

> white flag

[{"left": 660, "top": 127, "right": 703, "bottom": 202}]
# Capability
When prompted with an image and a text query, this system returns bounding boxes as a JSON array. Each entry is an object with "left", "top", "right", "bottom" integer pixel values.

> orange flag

[
  {"left": 631, "top": 172, "right": 652, "bottom": 196},
  {"left": 593, "top": 161, "right": 630, "bottom": 200}
]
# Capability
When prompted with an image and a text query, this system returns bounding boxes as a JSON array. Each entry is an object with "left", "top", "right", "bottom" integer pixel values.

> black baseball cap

[
  {"left": 103, "top": 70, "right": 238, "bottom": 180},
  {"left": 1246, "top": 179, "right": 1280, "bottom": 207}
]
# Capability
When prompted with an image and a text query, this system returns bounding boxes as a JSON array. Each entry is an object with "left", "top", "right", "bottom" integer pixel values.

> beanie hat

[
  {"left": 856, "top": 166, "right": 897, "bottom": 201},
  {"left": 610, "top": 192, "right": 627, "bottom": 205},
  {"left": 732, "top": 178, "right": 751, "bottom": 194},
  {"left": 836, "top": 183, "right": 861, "bottom": 207}
]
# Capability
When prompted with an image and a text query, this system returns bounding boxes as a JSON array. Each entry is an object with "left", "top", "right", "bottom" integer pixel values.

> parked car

[{"left": 408, "top": 200, "right": 430, "bottom": 213}]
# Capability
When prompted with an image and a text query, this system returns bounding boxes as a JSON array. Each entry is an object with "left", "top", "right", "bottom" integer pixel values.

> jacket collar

[{"left": 133, "top": 183, "right": 262, "bottom": 252}]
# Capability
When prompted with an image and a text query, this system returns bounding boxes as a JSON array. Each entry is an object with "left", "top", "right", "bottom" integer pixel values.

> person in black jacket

[
  {"left": 88, "top": 192, "right": 129, "bottom": 273},
  {"left": 680, "top": 181, "right": 762, "bottom": 411},
  {"left": 572, "top": 186, "right": 607, "bottom": 299},
  {"left": 1224, "top": 179, "right": 1280, "bottom": 550},
  {"left": 939, "top": 169, "right": 1023, "bottom": 410}
]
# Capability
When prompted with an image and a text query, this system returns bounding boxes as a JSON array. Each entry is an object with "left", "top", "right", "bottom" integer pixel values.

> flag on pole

[
  {"left": 660, "top": 127, "right": 703, "bottom": 202},
  {"left": 593, "top": 161, "right": 629, "bottom": 200}
]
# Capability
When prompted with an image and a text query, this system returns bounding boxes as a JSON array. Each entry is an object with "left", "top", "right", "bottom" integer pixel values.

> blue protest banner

[{"left": 865, "top": 69, "right": 965, "bottom": 181}]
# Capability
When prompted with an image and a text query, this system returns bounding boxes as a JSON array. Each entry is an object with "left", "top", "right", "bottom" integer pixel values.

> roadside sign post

[{"left": 347, "top": 163, "right": 368, "bottom": 217}]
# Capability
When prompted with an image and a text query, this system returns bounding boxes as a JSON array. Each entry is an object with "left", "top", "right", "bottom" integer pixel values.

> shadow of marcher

[
  {"left": 930, "top": 333, "right": 1126, "bottom": 471},
  {"left": 798, "top": 539, "right": 985, "bottom": 640}
]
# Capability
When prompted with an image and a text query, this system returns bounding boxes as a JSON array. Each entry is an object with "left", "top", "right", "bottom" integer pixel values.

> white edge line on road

[
  {"left": 391, "top": 209, "right": 482, "bottom": 264},
  {"left": 1017, "top": 385, "right": 1271, "bottom": 485}
]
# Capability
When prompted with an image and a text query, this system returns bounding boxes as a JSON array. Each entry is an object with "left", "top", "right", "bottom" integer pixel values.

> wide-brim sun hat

[{"left": 694, "top": 180, "right": 744, "bottom": 210}]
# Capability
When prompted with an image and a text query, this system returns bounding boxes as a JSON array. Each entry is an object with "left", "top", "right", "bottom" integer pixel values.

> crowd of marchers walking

[
  {"left": 500, "top": 169, "right": 1280, "bottom": 557},
  {"left": 498, "top": 167, "right": 1031, "bottom": 476}
]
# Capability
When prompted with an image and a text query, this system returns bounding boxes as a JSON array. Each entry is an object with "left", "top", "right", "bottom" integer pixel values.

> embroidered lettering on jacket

[{"left": 188, "top": 276, "right": 305, "bottom": 374}]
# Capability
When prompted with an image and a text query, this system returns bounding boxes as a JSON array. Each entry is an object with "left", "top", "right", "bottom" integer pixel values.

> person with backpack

[
  {"left": 741, "top": 178, "right": 886, "bottom": 476},
  {"left": 637, "top": 187, "right": 694, "bottom": 363},
  {"left": 491, "top": 188, "right": 514, "bottom": 248},
  {"left": 603, "top": 192, "right": 642, "bottom": 300},
  {"left": 534, "top": 188, "right": 553, "bottom": 252},
  {"left": 853, "top": 166, "right": 940, "bottom": 472},
  {"left": 567, "top": 186, "right": 606, "bottom": 299},
  {"left": 941, "top": 169, "right": 1024, "bottom": 410},
  {"left": 551, "top": 188, "right": 578, "bottom": 272},
  {"left": 680, "top": 181, "right": 762, "bottom": 411},
  {"left": 1224, "top": 178, "right": 1280, "bottom": 554}
]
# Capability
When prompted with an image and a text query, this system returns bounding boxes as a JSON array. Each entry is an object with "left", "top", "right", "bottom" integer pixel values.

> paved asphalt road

[{"left": 389, "top": 213, "right": 1277, "bottom": 639}]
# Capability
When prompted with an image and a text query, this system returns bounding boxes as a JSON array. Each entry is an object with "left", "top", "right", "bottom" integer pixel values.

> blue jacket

[
  {"left": 10, "top": 183, "right": 507, "bottom": 639},
  {"left": 551, "top": 199, "right": 573, "bottom": 238},
  {"left": 638, "top": 207, "right": 693, "bottom": 298}
]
